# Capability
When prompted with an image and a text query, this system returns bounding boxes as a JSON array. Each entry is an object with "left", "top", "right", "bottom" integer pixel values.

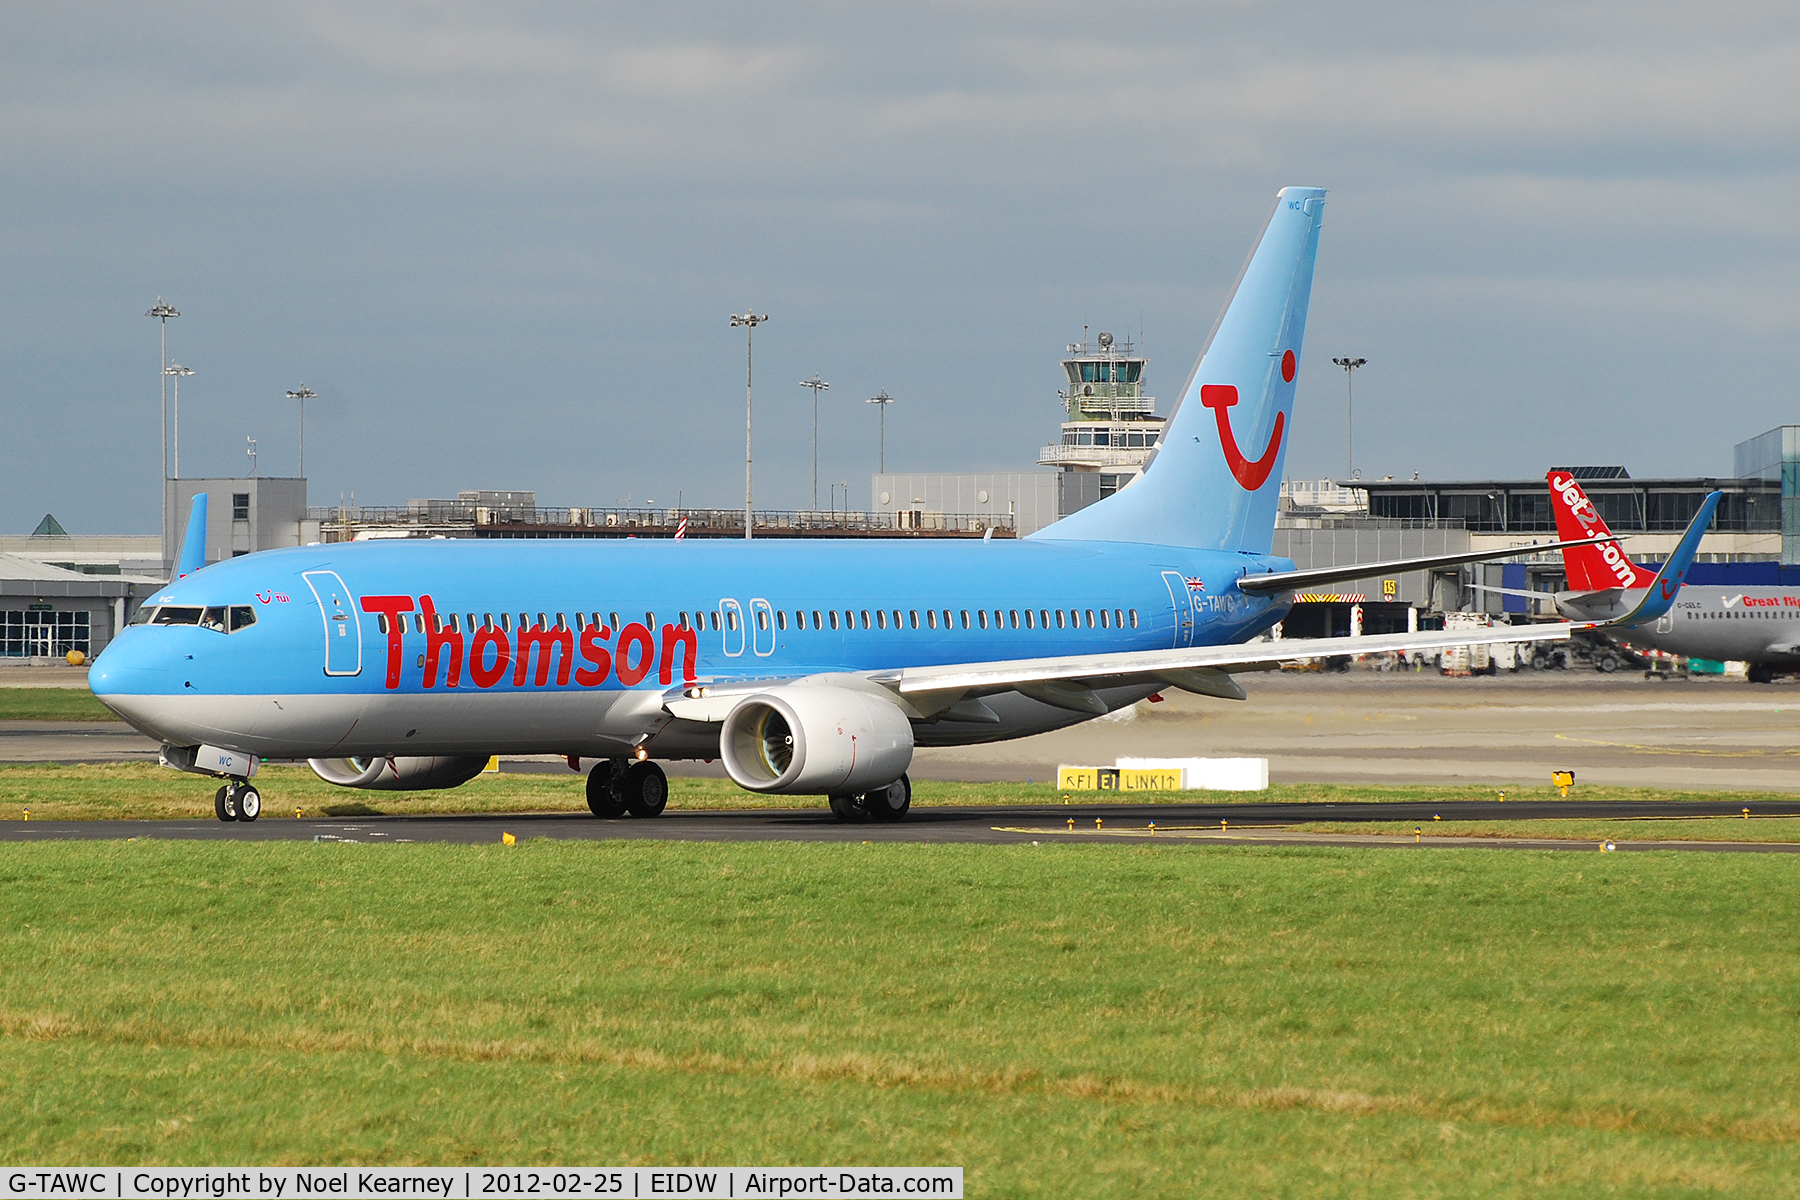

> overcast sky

[{"left": 3, "top": 2, "right": 1795, "bottom": 532}]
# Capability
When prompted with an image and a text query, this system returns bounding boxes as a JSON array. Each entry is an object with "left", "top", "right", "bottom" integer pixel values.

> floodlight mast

[
  {"left": 800, "top": 374, "right": 829, "bottom": 510},
  {"left": 285, "top": 386, "right": 316, "bottom": 477},
  {"left": 145, "top": 299, "right": 179, "bottom": 538},
  {"left": 164, "top": 363, "right": 194, "bottom": 478},
  {"left": 867, "top": 389, "right": 895, "bottom": 474},
  {"left": 729, "top": 310, "right": 768, "bottom": 540},
  {"left": 1331, "top": 357, "right": 1367, "bottom": 479}
]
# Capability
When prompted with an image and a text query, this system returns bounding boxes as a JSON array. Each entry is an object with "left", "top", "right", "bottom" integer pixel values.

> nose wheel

[{"left": 212, "top": 781, "right": 262, "bottom": 822}]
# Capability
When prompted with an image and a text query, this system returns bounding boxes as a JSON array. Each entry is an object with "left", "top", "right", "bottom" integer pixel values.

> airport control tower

[{"left": 1036, "top": 330, "right": 1166, "bottom": 502}]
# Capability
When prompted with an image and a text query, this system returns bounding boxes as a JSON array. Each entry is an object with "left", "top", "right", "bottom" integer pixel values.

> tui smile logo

[{"left": 1200, "top": 384, "right": 1285, "bottom": 491}]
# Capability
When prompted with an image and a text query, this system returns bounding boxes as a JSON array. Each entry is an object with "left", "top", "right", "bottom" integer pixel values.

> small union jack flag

[{"left": 1185, "top": 576, "right": 1205, "bottom": 591}]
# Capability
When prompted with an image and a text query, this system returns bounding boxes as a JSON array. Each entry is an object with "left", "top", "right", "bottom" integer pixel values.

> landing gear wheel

[
  {"left": 214, "top": 785, "right": 237, "bottom": 822},
  {"left": 585, "top": 763, "right": 629, "bottom": 818},
  {"left": 621, "top": 761, "right": 668, "bottom": 818},
  {"left": 828, "top": 793, "right": 869, "bottom": 822},
  {"left": 864, "top": 774, "right": 911, "bottom": 823},
  {"left": 236, "top": 786, "right": 261, "bottom": 822},
  {"left": 1748, "top": 664, "right": 1776, "bottom": 684}
]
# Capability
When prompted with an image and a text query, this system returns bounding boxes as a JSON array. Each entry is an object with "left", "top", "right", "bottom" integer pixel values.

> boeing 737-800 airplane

[
  {"left": 1545, "top": 471, "right": 1799, "bottom": 679},
  {"left": 90, "top": 188, "right": 1693, "bottom": 823}
]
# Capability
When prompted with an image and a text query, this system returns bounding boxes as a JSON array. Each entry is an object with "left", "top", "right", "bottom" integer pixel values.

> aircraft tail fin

[
  {"left": 1032, "top": 186, "right": 1325, "bottom": 552},
  {"left": 176, "top": 493, "right": 207, "bottom": 579},
  {"left": 1546, "top": 471, "right": 1655, "bottom": 591}
]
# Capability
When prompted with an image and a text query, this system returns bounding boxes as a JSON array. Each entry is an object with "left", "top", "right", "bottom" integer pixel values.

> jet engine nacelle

[
  {"left": 719, "top": 685, "right": 914, "bottom": 794},
  {"left": 307, "top": 755, "right": 491, "bottom": 791}
]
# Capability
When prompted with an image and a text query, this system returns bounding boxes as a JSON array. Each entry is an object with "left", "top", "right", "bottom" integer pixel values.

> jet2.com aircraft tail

[
  {"left": 1546, "top": 470, "right": 1657, "bottom": 592},
  {"left": 1033, "top": 186, "right": 1326, "bottom": 554}
]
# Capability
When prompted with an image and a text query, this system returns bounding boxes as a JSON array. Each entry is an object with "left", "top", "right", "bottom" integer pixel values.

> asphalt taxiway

[{"left": 6, "top": 797, "right": 1800, "bottom": 852}]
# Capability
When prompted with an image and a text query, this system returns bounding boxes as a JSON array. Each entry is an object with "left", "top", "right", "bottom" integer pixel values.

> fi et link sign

[{"left": 5, "top": 1171, "right": 960, "bottom": 1200}]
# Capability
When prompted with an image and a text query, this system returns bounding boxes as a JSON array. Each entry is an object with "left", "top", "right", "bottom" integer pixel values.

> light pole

[
  {"left": 729, "top": 310, "right": 769, "bottom": 539},
  {"left": 285, "top": 386, "right": 316, "bottom": 477},
  {"left": 164, "top": 363, "right": 193, "bottom": 478},
  {"left": 867, "top": 389, "right": 895, "bottom": 474},
  {"left": 800, "top": 374, "right": 829, "bottom": 510},
  {"left": 1331, "top": 357, "right": 1366, "bottom": 479},
  {"left": 246, "top": 437, "right": 258, "bottom": 477},
  {"left": 146, "top": 299, "right": 179, "bottom": 536}
]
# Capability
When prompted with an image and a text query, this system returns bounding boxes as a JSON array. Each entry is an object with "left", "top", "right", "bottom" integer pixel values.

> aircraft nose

[
  {"left": 89, "top": 631, "right": 173, "bottom": 697},
  {"left": 87, "top": 632, "right": 182, "bottom": 736}
]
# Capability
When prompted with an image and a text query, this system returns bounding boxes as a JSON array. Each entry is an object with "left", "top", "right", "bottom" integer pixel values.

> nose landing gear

[{"left": 212, "top": 781, "right": 262, "bottom": 822}]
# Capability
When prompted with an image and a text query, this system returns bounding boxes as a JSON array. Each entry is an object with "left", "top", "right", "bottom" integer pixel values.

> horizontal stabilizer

[{"left": 1236, "top": 536, "right": 1613, "bottom": 595}]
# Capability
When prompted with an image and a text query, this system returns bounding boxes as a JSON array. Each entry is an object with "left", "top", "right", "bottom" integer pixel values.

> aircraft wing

[
  {"left": 662, "top": 622, "right": 1582, "bottom": 720},
  {"left": 1235, "top": 536, "right": 1612, "bottom": 595},
  {"left": 883, "top": 622, "right": 1578, "bottom": 704}
]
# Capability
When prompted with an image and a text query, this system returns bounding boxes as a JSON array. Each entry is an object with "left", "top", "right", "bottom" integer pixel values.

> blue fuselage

[{"left": 91, "top": 535, "right": 1292, "bottom": 759}]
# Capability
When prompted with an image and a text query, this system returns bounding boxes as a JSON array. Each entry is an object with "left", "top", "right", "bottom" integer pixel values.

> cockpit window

[{"left": 143, "top": 604, "right": 257, "bottom": 632}]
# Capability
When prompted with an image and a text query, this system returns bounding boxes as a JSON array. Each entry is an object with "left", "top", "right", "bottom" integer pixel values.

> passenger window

[
  {"left": 1009, "top": 610, "right": 1019, "bottom": 629},
  {"left": 875, "top": 610, "right": 886, "bottom": 630},
  {"left": 860, "top": 610, "right": 871, "bottom": 629},
  {"left": 1085, "top": 609, "right": 1095, "bottom": 628},
  {"left": 978, "top": 610, "right": 988, "bottom": 630},
  {"left": 776, "top": 610, "right": 786, "bottom": 631},
  {"left": 376, "top": 614, "right": 388, "bottom": 635},
  {"left": 844, "top": 610, "right": 854, "bottom": 628},
  {"left": 943, "top": 610, "right": 953, "bottom": 629},
  {"left": 727, "top": 611, "right": 739, "bottom": 631},
  {"left": 812, "top": 610, "right": 822, "bottom": 629},
  {"left": 910, "top": 610, "right": 919, "bottom": 629},
  {"left": 1129, "top": 609, "right": 1139, "bottom": 628},
  {"left": 926, "top": 610, "right": 937, "bottom": 629},
  {"left": 709, "top": 611, "right": 720, "bottom": 631},
  {"left": 1024, "top": 610, "right": 1034, "bottom": 629},
  {"left": 892, "top": 610, "right": 902, "bottom": 629},
  {"left": 610, "top": 612, "right": 621, "bottom": 631},
  {"left": 756, "top": 610, "right": 769, "bottom": 631},
  {"left": 829, "top": 610, "right": 840, "bottom": 630},
  {"left": 1114, "top": 609, "right": 1124, "bottom": 627},
  {"left": 1055, "top": 610, "right": 1065, "bottom": 629},
  {"left": 993, "top": 610, "right": 1003, "bottom": 628},
  {"left": 229, "top": 605, "right": 256, "bottom": 632},
  {"left": 1100, "top": 609, "right": 1109, "bottom": 628},
  {"left": 645, "top": 612, "right": 655, "bottom": 629},
  {"left": 960, "top": 610, "right": 970, "bottom": 629}
]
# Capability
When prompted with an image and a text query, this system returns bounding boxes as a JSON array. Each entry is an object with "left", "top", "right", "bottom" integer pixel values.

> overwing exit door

[{"left": 302, "top": 570, "right": 362, "bottom": 676}]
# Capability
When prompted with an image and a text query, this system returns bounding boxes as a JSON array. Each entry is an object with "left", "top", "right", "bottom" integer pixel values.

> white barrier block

[{"left": 1116, "top": 756, "right": 1268, "bottom": 791}]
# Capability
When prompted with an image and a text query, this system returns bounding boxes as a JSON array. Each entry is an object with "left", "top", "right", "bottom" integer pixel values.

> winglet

[
  {"left": 176, "top": 492, "right": 208, "bottom": 579},
  {"left": 1601, "top": 491, "right": 1720, "bottom": 628}
]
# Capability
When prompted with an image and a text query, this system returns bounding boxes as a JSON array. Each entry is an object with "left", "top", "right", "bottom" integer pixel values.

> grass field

[
  {"left": 5, "top": 762, "right": 1800, "bottom": 833},
  {"left": 0, "top": 687, "right": 115, "bottom": 721},
  {"left": 2, "top": 840, "right": 1797, "bottom": 1195}
]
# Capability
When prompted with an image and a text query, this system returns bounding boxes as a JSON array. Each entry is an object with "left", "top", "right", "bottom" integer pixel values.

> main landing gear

[
  {"left": 586, "top": 758, "right": 669, "bottom": 818},
  {"left": 829, "top": 774, "right": 911, "bottom": 824},
  {"left": 212, "top": 780, "right": 262, "bottom": 822}
]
